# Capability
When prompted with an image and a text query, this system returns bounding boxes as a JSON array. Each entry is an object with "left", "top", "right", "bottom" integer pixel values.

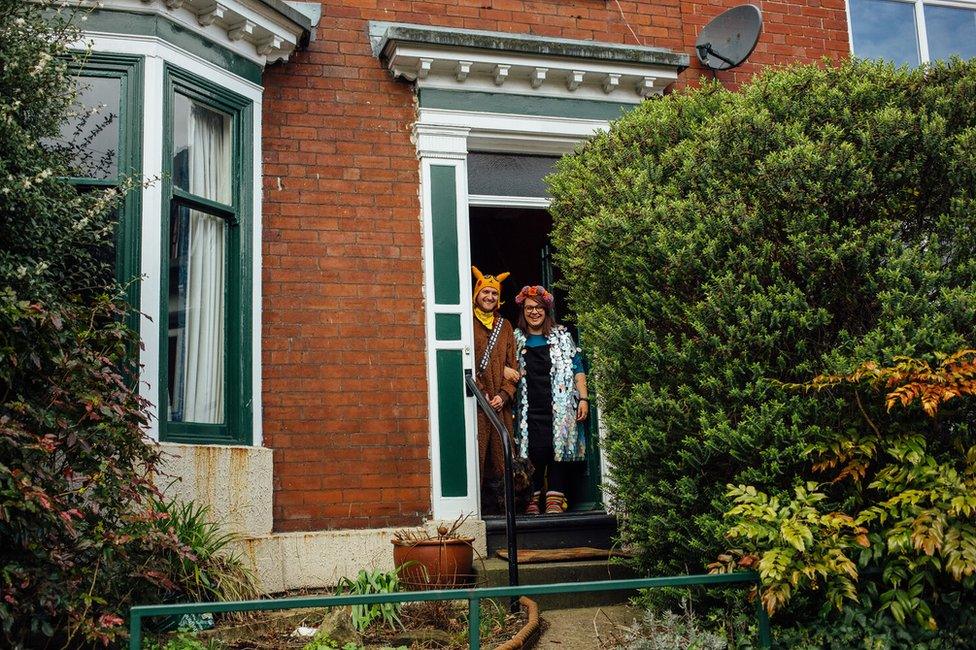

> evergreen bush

[{"left": 547, "top": 58, "right": 976, "bottom": 587}]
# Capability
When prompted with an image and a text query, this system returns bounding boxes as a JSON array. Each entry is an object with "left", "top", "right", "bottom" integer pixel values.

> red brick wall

[
  {"left": 679, "top": 0, "right": 851, "bottom": 89},
  {"left": 260, "top": 0, "right": 850, "bottom": 533}
]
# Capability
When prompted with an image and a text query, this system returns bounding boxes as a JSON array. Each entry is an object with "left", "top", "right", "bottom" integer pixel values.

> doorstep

[{"left": 483, "top": 510, "right": 618, "bottom": 554}]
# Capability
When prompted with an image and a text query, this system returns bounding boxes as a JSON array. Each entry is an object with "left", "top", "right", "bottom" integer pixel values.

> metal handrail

[
  {"left": 463, "top": 370, "right": 519, "bottom": 602},
  {"left": 128, "top": 572, "right": 771, "bottom": 649}
]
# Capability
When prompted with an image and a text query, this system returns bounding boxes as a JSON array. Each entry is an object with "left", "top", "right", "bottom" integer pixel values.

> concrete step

[
  {"left": 476, "top": 557, "right": 639, "bottom": 610},
  {"left": 484, "top": 511, "right": 618, "bottom": 554}
]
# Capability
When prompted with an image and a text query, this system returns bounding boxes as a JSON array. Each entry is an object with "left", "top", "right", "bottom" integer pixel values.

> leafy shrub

[
  {"left": 547, "top": 57, "right": 976, "bottom": 593},
  {"left": 770, "top": 603, "right": 946, "bottom": 650},
  {"left": 0, "top": 4, "right": 252, "bottom": 647},
  {"left": 714, "top": 351, "right": 976, "bottom": 635},
  {"left": 0, "top": 4, "right": 163, "bottom": 645},
  {"left": 718, "top": 482, "right": 864, "bottom": 613}
]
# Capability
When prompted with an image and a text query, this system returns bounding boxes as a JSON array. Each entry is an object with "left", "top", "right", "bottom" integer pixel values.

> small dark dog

[{"left": 482, "top": 456, "right": 535, "bottom": 515}]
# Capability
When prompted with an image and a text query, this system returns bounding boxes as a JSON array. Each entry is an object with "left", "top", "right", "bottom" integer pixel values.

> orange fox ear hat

[{"left": 472, "top": 266, "right": 510, "bottom": 303}]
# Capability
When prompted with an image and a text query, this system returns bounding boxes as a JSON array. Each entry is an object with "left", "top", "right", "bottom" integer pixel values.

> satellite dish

[{"left": 695, "top": 5, "right": 763, "bottom": 71}]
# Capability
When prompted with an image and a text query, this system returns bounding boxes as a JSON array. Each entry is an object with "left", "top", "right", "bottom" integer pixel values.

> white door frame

[{"left": 416, "top": 107, "right": 612, "bottom": 520}]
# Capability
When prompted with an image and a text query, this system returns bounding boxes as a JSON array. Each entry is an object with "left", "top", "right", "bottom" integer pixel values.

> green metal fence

[{"left": 129, "top": 572, "right": 771, "bottom": 649}]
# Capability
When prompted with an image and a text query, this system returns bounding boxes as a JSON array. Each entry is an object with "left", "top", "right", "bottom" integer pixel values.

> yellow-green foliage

[
  {"left": 718, "top": 351, "right": 976, "bottom": 630},
  {"left": 715, "top": 483, "right": 865, "bottom": 615}
]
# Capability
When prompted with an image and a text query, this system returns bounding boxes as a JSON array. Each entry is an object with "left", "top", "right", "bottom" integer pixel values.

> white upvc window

[{"left": 847, "top": 0, "right": 976, "bottom": 65}]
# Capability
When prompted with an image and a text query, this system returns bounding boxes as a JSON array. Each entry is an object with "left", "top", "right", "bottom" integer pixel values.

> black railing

[{"left": 464, "top": 370, "right": 519, "bottom": 606}]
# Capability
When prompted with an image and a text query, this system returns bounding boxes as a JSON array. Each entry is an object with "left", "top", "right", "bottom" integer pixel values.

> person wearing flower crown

[
  {"left": 513, "top": 285, "right": 589, "bottom": 515},
  {"left": 471, "top": 266, "right": 519, "bottom": 510}
]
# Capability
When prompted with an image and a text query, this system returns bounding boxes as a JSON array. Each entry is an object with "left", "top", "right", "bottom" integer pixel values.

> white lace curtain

[{"left": 177, "top": 102, "right": 229, "bottom": 424}]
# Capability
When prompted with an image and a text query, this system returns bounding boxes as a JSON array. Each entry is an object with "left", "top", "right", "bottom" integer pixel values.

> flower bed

[{"left": 147, "top": 597, "right": 536, "bottom": 650}]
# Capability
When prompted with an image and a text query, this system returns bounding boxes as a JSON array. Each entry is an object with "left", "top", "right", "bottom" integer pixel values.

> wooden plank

[{"left": 496, "top": 547, "right": 633, "bottom": 563}]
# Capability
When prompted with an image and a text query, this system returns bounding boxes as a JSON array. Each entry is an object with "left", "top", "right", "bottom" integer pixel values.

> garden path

[{"left": 535, "top": 604, "right": 640, "bottom": 649}]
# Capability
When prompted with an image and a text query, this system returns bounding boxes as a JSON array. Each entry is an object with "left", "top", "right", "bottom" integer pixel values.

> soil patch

[{"left": 151, "top": 598, "right": 530, "bottom": 649}]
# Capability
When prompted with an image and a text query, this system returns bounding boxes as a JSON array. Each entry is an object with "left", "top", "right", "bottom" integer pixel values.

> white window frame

[{"left": 845, "top": 0, "right": 976, "bottom": 63}]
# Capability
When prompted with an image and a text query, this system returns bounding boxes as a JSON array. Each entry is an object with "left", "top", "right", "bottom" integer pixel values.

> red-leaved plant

[{"left": 0, "top": 4, "right": 251, "bottom": 646}]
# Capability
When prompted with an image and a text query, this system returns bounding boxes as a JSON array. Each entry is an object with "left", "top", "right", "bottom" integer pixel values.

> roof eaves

[{"left": 258, "top": 0, "right": 316, "bottom": 44}]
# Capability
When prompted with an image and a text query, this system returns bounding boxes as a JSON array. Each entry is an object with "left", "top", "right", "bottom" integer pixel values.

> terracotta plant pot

[{"left": 392, "top": 537, "right": 475, "bottom": 589}]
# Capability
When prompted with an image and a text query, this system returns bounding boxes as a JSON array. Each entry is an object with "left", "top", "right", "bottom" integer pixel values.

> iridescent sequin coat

[{"left": 514, "top": 325, "right": 586, "bottom": 462}]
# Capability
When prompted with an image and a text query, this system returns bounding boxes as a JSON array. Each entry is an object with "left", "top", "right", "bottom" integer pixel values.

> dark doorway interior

[
  {"left": 469, "top": 206, "right": 555, "bottom": 324},
  {"left": 468, "top": 206, "right": 601, "bottom": 514}
]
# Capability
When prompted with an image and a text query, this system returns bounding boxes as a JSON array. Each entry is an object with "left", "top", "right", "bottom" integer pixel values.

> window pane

[
  {"left": 850, "top": 0, "right": 920, "bottom": 66},
  {"left": 173, "top": 94, "right": 232, "bottom": 204},
  {"left": 925, "top": 5, "right": 976, "bottom": 61},
  {"left": 168, "top": 205, "right": 225, "bottom": 425},
  {"left": 54, "top": 75, "right": 121, "bottom": 180},
  {"left": 77, "top": 186, "right": 119, "bottom": 289}
]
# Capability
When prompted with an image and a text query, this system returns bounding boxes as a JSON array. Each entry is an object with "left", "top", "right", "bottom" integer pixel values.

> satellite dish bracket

[{"left": 696, "top": 43, "right": 736, "bottom": 69}]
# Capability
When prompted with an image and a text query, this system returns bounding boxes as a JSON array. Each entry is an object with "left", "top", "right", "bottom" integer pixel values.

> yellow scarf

[{"left": 474, "top": 307, "right": 495, "bottom": 331}]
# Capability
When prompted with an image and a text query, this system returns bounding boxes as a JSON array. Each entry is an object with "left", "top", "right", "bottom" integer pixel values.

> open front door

[
  {"left": 417, "top": 132, "right": 616, "bottom": 523},
  {"left": 469, "top": 201, "right": 604, "bottom": 514}
]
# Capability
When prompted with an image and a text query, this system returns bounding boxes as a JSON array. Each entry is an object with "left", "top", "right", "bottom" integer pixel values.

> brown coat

[{"left": 473, "top": 316, "right": 517, "bottom": 482}]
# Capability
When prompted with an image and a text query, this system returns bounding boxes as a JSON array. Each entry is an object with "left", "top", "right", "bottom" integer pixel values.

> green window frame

[
  {"left": 159, "top": 64, "right": 253, "bottom": 445},
  {"left": 60, "top": 53, "right": 144, "bottom": 333}
]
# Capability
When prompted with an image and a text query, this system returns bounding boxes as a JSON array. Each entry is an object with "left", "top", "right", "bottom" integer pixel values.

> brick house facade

[
  {"left": 258, "top": 0, "right": 849, "bottom": 534},
  {"left": 61, "top": 0, "right": 911, "bottom": 592}
]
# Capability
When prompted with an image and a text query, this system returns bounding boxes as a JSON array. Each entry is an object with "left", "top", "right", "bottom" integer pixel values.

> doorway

[{"left": 468, "top": 205, "right": 603, "bottom": 513}]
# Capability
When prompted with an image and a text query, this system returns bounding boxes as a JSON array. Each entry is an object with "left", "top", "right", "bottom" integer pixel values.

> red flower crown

[{"left": 515, "top": 285, "right": 554, "bottom": 309}]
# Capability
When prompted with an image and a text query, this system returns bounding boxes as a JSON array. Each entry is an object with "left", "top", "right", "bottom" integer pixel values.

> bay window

[{"left": 57, "top": 0, "right": 311, "bottom": 447}]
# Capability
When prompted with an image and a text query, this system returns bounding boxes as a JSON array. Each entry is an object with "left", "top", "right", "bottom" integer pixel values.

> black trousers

[{"left": 528, "top": 446, "right": 572, "bottom": 494}]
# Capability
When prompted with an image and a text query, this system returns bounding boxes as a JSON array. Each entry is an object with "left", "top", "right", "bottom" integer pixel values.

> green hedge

[{"left": 547, "top": 59, "right": 976, "bottom": 578}]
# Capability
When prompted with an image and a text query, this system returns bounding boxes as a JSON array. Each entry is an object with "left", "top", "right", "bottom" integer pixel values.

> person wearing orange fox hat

[{"left": 471, "top": 266, "right": 518, "bottom": 511}]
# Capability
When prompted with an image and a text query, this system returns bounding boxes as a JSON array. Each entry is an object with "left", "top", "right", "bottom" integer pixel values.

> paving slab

[
  {"left": 478, "top": 558, "right": 638, "bottom": 609},
  {"left": 535, "top": 604, "right": 641, "bottom": 649}
]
